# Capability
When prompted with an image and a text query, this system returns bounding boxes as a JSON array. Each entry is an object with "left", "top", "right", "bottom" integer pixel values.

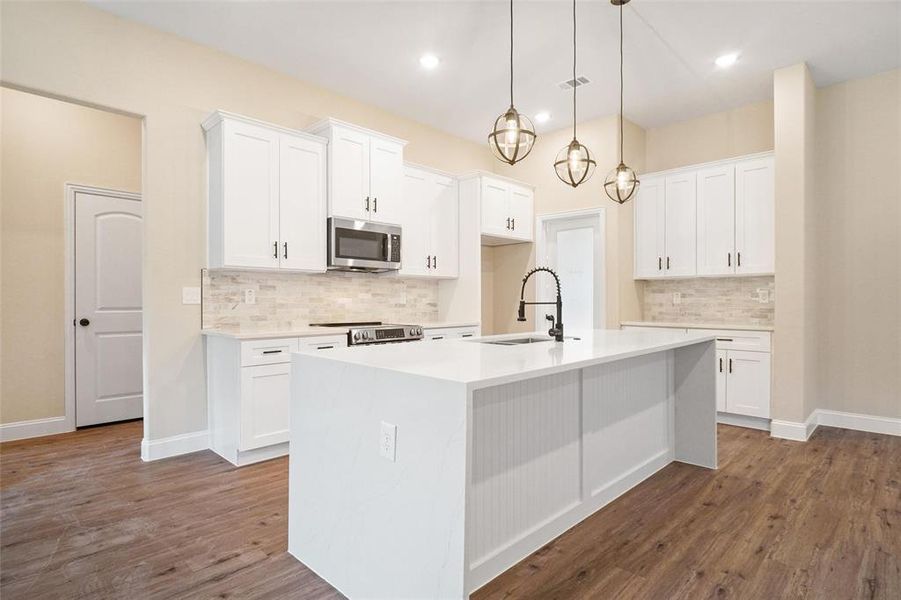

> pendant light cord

[
  {"left": 572, "top": 0, "right": 577, "bottom": 138},
  {"left": 509, "top": 0, "right": 514, "bottom": 107},
  {"left": 619, "top": 1, "right": 624, "bottom": 162}
]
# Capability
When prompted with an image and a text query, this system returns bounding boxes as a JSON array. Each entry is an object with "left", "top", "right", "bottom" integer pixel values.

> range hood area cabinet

[
  {"left": 307, "top": 118, "right": 407, "bottom": 224},
  {"left": 400, "top": 164, "right": 459, "bottom": 278},
  {"left": 634, "top": 152, "right": 774, "bottom": 280},
  {"left": 203, "top": 111, "right": 327, "bottom": 272},
  {"left": 460, "top": 172, "right": 534, "bottom": 245}
]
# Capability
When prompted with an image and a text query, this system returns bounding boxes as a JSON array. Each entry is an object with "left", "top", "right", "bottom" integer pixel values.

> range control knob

[
  {"left": 362, "top": 331, "right": 370, "bottom": 340},
  {"left": 415, "top": 327, "right": 422, "bottom": 336},
  {"left": 353, "top": 332, "right": 361, "bottom": 341}
]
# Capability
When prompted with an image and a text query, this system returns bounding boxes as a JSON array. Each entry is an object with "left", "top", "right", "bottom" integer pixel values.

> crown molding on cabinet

[
  {"left": 457, "top": 170, "right": 536, "bottom": 190},
  {"left": 201, "top": 110, "right": 328, "bottom": 145},
  {"left": 306, "top": 117, "right": 408, "bottom": 146},
  {"left": 642, "top": 150, "right": 774, "bottom": 181}
]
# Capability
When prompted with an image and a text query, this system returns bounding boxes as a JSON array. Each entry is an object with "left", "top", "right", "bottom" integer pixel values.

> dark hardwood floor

[{"left": 1, "top": 422, "right": 898, "bottom": 599}]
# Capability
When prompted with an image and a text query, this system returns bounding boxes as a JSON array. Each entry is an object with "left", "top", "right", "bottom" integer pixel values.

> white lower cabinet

[
  {"left": 206, "top": 333, "right": 346, "bottom": 466},
  {"left": 622, "top": 325, "right": 771, "bottom": 423}
]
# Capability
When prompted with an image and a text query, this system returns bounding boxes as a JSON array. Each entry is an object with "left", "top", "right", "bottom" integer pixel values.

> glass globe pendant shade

[
  {"left": 554, "top": 139, "right": 596, "bottom": 188},
  {"left": 488, "top": 107, "right": 536, "bottom": 165},
  {"left": 604, "top": 162, "right": 640, "bottom": 204}
]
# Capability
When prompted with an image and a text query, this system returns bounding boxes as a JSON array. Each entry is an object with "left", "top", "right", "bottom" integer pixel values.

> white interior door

[
  {"left": 538, "top": 212, "right": 605, "bottom": 332},
  {"left": 75, "top": 191, "right": 143, "bottom": 427}
]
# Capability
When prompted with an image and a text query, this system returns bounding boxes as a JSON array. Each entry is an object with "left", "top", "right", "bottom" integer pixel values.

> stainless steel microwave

[{"left": 327, "top": 217, "right": 401, "bottom": 272}]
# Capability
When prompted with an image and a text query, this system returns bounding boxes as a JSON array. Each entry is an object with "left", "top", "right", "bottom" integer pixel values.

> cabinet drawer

[
  {"left": 299, "top": 335, "right": 348, "bottom": 352},
  {"left": 240, "top": 338, "right": 300, "bottom": 366},
  {"left": 423, "top": 327, "right": 478, "bottom": 340},
  {"left": 694, "top": 329, "right": 771, "bottom": 352},
  {"left": 622, "top": 325, "right": 690, "bottom": 334}
]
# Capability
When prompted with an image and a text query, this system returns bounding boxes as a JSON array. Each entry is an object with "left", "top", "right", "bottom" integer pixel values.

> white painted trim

[
  {"left": 642, "top": 150, "right": 774, "bottom": 180},
  {"left": 0, "top": 416, "right": 71, "bottom": 443},
  {"left": 535, "top": 208, "right": 607, "bottom": 328},
  {"left": 816, "top": 409, "right": 901, "bottom": 437},
  {"left": 717, "top": 412, "right": 771, "bottom": 431},
  {"left": 306, "top": 116, "right": 407, "bottom": 146},
  {"left": 456, "top": 169, "right": 536, "bottom": 190},
  {"left": 141, "top": 430, "right": 210, "bottom": 461},
  {"left": 770, "top": 411, "right": 818, "bottom": 441},
  {"left": 201, "top": 110, "right": 328, "bottom": 145},
  {"left": 65, "top": 184, "right": 142, "bottom": 435}
]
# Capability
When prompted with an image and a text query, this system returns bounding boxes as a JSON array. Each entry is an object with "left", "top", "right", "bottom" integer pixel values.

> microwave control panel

[{"left": 390, "top": 234, "right": 401, "bottom": 263}]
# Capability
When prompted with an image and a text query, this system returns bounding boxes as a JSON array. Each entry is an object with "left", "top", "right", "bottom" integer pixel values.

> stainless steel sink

[{"left": 480, "top": 336, "right": 557, "bottom": 346}]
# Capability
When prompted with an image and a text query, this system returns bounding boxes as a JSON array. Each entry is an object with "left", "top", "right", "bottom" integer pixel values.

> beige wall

[
  {"left": 644, "top": 100, "right": 774, "bottom": 173},
  {"left": 1, "top": 2, "right": 494, "bottom": 439},
  {"left": 815, "top": 69, "right": 900, "bottom": 419},
  {"left": 0, "top": 87, "right": 142, "bottom": 424},
  {"left": 487, "top": 115, "right": 644, "bottom": 334}
]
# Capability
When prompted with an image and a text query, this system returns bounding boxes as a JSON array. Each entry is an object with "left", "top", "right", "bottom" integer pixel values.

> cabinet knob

[{"left": 79, "top": 318, "right": 90, "bottom": 327}]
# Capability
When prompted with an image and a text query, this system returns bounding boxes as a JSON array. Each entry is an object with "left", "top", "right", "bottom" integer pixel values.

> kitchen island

[{"left": 288, "top": 329, "right": 717, "bottom": 599}]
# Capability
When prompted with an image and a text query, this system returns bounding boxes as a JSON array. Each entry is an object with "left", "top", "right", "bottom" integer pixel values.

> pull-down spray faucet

[{"left": 517, "top": 267, "right": 564, "bottom": 342}]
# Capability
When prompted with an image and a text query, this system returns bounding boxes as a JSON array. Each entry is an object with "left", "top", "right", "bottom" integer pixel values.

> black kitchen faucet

[{"left": 517, "top": 267, "right": 564, "bottom": 342}]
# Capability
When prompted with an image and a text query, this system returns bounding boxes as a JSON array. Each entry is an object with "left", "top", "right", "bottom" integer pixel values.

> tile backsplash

[
  {"left": 202, "top": 270, "right": 439, "bottom": 331},
  {"left": 641, "top": 276, "right": 775, "bottom": 326}
]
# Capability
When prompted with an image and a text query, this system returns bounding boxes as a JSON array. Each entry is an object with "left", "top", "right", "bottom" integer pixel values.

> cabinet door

[
  {"left": 329, "top": 125, "right": 370, "bottom": 220},
  {"left": 735, "top": 157, "right": 775, "bottom": 275},
  {"left": 716, "top": 349, "right": 728, "bottom": 412},
  {"left": 508, "top": 184, "right": 534, "bottom": 241},
  {"left": 222, "top": 119, "right": 280, "bottom": 269},
  {"left": 399, "top": 167, "right": 432, "bottom": 277},
  {"left": 696, "top": 165, "right": 735, "bottom": 276},
  {"left": 430, "top": 174, "right": 459, "bottom": 277},
  {"left": 279, "top": 134, "right": 326, "bottom": 272},
  {"left": 634, "top": 176, "right": 665, "bottom": 278},
  {"left": 369, "top": 137, "right": 405, "bottom": 224},
  {"left": 480, "top": 177, "right": 510, "bottom": 237},
  {"left": 664, "top": 172, "right": 697, "bottom": 277},
  {"left": 725, "top": 350, "right": 771, "bottom": 418},
  {"left": 240, "top": 363, "right": 291, "bottom": 451}
]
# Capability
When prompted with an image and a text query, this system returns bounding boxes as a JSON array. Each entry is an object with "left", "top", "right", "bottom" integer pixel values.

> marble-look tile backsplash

[
  {"left": 202, "top": 270, "right": 439, "bottom": 331},
  {"left": 641, "top": 276, "right": 775, "bottom": 326}
]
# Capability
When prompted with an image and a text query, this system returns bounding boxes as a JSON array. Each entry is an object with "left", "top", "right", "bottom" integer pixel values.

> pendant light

[
  {"left": 488, "top": 0, "right": 536, "bottom": 165},
  {"left": 554, "top": 0, "right": 595, "bottom": 188},
  {"left": 604, "top": 0, "right": 640, "bottom": 204}
]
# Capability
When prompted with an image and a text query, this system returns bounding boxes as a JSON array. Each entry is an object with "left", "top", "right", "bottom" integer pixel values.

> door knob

[{"left": 79, "top": 318, "right": 90, "bottom": 327}]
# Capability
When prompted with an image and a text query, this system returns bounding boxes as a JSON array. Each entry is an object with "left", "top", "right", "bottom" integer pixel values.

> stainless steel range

[{"left": 309, "top": 321, "right": 423, "bottom": 346}]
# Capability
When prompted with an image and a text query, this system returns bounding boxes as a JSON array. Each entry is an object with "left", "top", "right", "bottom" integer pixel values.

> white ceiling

[{"left": 90, "top": 1, "right": 900, "bottom": 142}]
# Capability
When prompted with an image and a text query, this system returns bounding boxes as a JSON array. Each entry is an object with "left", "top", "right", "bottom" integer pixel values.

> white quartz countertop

[
  {"left": 621, "top": 320, "right": 774, "bottom": 332},
  {"left": 201, "top": 321, "right": 480, "bottom": 340},
  {"left": 293, "top": 328, "right": 716, "bottom": 389}
]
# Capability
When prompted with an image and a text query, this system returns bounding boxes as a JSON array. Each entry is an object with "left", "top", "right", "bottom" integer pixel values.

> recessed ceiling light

[
  {"left": 534, "top": 112, "right": 550, "bottom": 124},
  {"left": 715, "top": 53, "right": 739, "bottom": 68},
  {"left": 419, "top": 54, "right": 440, "bottom": 70}
]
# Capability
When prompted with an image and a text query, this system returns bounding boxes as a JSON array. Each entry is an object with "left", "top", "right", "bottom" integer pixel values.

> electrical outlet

[
  {"left": 182, "top": 286, "right": 201, "bottom": 305},
  {"left": 380, "top": 421, "right": 397, "bottom": 462},
  {"left": 244, "top": 289, "right": 256, "bottom": 305},
  {"left": 672, "top": 292, "right": 682, "bottom": 305},
  {"left": 757, "top": 288, "right": 769, "bottom": 303}
]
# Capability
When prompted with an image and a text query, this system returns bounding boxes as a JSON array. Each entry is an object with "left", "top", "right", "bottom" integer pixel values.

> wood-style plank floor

[{"left": 1, "top": 422, "right": 898, "bottom": 599}]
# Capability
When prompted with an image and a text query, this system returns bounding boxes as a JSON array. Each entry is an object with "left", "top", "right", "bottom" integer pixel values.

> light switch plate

[
  {"left": 672, "top": 292, "right": 682, "bottom": 305},
  {"left": 380, "top": 421, "right": 397, "bottom": 462},
  {"left": 244, "top": 289, "right": 256, "bottom": 305},
  {"left": 182, "top": 286, "right": 201, "bottom": 305}
]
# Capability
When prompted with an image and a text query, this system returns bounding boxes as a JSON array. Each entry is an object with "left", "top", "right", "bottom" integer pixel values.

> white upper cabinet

[
  {"left": 663, "top": 172, "right": 697, "bottom": 277},
  {"left": 204, "top": 111, "right": 327, "bottom": 272},
  {"left": 634, "top": 176, "right": 665, "bottom": 278},
  {"left": 400, "top": 164, "right": 459, "bottom": 279},
  {"left": 308, "top": 118, "right": 407, "bottom": 224},
  {"left": 735, "top": 156, "right": 775, "bottom": 275},
  {"left": 633, "top": 152, "right": 774, "bottom": 280},
  {"left": 472, "top": 173, "right": 534, "bottom": 245},
  {"left": 696, "top": 165, "right": 736, "bottom": 276}
]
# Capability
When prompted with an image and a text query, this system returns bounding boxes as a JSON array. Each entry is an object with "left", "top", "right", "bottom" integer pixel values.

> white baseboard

[
  {"left": 771, "top": 408, "right": 901, "bottom": 441},
  {"left": 816, "top": 409, "right": 901, "bottom": 437},
  {"left": 141, "top": 430, "right": 209, "bottom": 461},
  {"left": 0, "top": 416, "right": 72, "bottom": 442},
  {"left": 717, "top": 412, "right": 771, "bottom": 432}
]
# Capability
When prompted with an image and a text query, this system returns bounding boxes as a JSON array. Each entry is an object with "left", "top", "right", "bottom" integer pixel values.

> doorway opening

[{"left": 535, "top": 209, "right": 606, "bottom": 331}]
